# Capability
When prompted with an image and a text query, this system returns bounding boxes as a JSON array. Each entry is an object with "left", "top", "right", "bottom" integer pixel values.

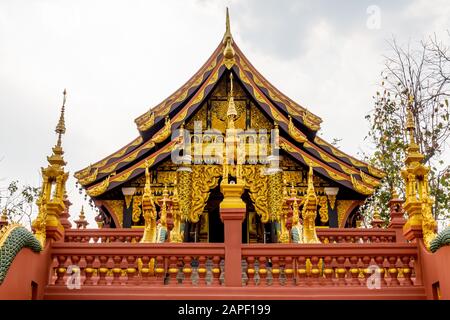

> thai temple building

[{"left": 1, "top": 9, "right": 450, "bottom": 300}]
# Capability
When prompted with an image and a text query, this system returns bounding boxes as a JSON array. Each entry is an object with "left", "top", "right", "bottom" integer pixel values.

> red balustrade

[
  {"left": 50, "top": 243, "right": 225, "bottom": 287},
  {"left": 241, "top": 243, "right": 419, "bottom": 288}
]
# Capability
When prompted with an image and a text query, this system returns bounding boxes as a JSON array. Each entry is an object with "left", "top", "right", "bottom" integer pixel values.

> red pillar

[
  {"left": 220, "top": 183, "right": 246, "bottom": 287},
  {"left": 388, "top": 196, "right": 407, "bottom": 242}
]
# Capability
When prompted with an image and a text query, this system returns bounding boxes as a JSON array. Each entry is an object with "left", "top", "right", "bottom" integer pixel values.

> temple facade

[
  {"left": 74, "top": 10, "right": 383, "bottom": 245},
  {"left": 1, "top": 9, "right": 449, "bottom": 300}
]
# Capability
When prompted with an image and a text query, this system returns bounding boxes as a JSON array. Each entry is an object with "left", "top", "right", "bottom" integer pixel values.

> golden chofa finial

[
  {"left": 223, "top": 8, "right": 235, "bottom": 68},
  {"left": 55, "top": 89, "right": 67, "bottom": 147},
  {"left": 223, "top": 7, "right": 233, "bottom": 44}
]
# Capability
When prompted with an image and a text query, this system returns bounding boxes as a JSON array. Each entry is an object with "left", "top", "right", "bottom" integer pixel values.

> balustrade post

[
  {"left": 387, "top": 256, "right": 400, "bottom": 286},
  {"left": 388, "top": 195, "right": 407, "bottom": 243},
  {"left": 197, "top": 256, "right": 207, "bottom": 286},
  {"left": 284, "top": 256, "right": 295, "bottom": 286},
  {"left": 400, "top": 256, "right": 413, "bottom": 286},
  {"left": 126, "top": 256, "right": 137, "bottom": 286},
  {"left": 111, "top": 256, "right": 122, "bottom": 285},
  {"left": 310, "top": 256, "right": 320, "bottom": 286},
  {"left": 84, "top": 255, "right": 95, "bottom": 285},
  {"left": 211, "top": 256, "right": 221, "bottom": 286},
  {"left": 296, "top": 256, "right": 307, "bottom": 286},
  {"left": 246, "top": 256, "right": 256, "bottom": 286},
  {"left": 97, "top": 256, "right": 108, "bottom": 285},
  {"left": 323, "top": 256, "right": 334, "bottom": 286},
  {"left": 182, "top": 256, "right": 193, "bottom": 286},
  {"left": 55, "top": 255, "right": 67, "bottom": 285},
  {"left": 271, "top": 256, "right": 281, "bottom": 286},
  {"left": 155, "top": 256, "right": 166, "bottom": 285},
  {"left": 349, "top": 256, "right": 360, "bottom": 286},
  {"left": 139, "top": 256, "right": 151, "bottom": 285},
  {"left": 220, "top": 183, "right": 246, "bottom": 287},
  {"left": 336, "top": 256, "right": 346, "bottom": 286},
  {"left": 258, "top": 257, "right": 268, "bottom": 286},
  {"left": 167, "top": 256, "right": 178, "bottom": 286}
]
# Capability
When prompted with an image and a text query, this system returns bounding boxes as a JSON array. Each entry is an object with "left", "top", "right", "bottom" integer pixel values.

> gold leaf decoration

[
  {"left": 78, "top": 168, "right": 98, "bottom": 186},
  {"left": 350, "top": 175, "right": 374, "bottom": 196},
  {"left": 288, "top": 116, "right": 307, "bottom": 143},
  {"left": 86, "top": 176, "right": 110, "bottom": 197}
]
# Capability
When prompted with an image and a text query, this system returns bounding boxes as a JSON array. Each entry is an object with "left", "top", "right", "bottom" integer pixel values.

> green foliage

[
  {"left": 0, "top": 180, "right": 40, "bottom": 228},
  {"left": 363, "top": 36, "right": 450, "bottom": 224}
]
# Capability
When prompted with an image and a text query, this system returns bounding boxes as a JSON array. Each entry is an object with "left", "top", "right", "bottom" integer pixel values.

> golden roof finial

[
  {"left": 223, "top": 7, "right": 233, "bottom": 44},
  {"left": 55, "top": 89, "right": 67, "bottom": 147}
]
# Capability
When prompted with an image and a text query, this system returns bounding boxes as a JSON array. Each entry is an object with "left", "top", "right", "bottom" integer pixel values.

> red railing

[
  {"left": 48, "top": 242, "right": 419, "bottom": 288},
  {"left": 241, "top": 243, "right": 418, "bottom": 287},
  {"left": 316, "top": 228, "right": 396, "bottom": 243},
  {"left": 50, "top": 243, "right": 225, "bottom": 287},
  {"left": 64, "top": 228, "right": 397, "bottom": 244},
  {"left": 64, "top": 229, "right": 143, "bottom": 243}
]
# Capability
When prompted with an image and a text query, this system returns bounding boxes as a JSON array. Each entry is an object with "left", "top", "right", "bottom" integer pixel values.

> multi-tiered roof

[{"left": 75, "top": 9, "right": 384, "bottom": 199}]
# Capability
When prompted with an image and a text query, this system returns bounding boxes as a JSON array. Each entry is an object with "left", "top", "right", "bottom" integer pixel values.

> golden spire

[
  {"left": 223, "top": 8, "right": 235, "bottom": 68},
  {"left": 56, "top": 89, "right": 67, "bottom": 147},
  {"left": 226, "top": 73, "right": 237, "bottom": 129},
  {"left": 223, "top": 7, "right": 233, "bottom": 44},
  {"left": 406, "top": 95, "right": 417, "bottom": 146},
  {"left": 79, "top": 205, "right": 85, "bottom": 220},
  {"left": 75, "top": 205, "right": 89, "bottom": 229}
]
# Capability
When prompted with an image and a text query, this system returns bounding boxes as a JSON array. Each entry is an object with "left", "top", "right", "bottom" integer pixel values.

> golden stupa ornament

[
  {"left": 32, "top": 89, "right": 70, "bottom": 247},
  {"left": 223, "top": 7, "right": 235, "bottom": 69},
  {"left": 401, "top": 96, "right": 437, "bottom": 250}
]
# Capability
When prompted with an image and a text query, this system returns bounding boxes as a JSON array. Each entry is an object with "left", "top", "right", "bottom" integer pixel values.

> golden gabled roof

[{"left": 76, "top": 9, "right": 383, "bottom": 197}]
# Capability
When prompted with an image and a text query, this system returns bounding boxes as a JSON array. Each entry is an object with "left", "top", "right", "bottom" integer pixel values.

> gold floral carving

[
  {"left": 336, "top": 200, "right": 355, "bottom": 227},
  {"left": 318, "top": 195, "right": 329, "bottom": 223},
  {"left": 191, "top": 165, "right": 222, "bottom": 223},
  {"left": 132, "top": 195, "right": 142, "bottom": 223},
  {"left": 242, "top": 165, "right": 269, "bottom": 223},
  {"left": 104, "top": 200, "right": 124, "bottom": 228},
  {"left": 86, "top": 176, "right": 110, "bottom": 197}
]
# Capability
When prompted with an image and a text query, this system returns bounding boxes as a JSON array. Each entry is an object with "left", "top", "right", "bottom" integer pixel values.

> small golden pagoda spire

[
  {"left": 401, "top": 94, "right": 437, "bottom": 250},
  {"left": 141, "top": 160, "right": 157, "bottom": 243},
  {"left": 74, "top": 205, "right": 89, "bottom": 229},
  {"left": 55, "top": 89, "right": 67, "bottom": 147}
]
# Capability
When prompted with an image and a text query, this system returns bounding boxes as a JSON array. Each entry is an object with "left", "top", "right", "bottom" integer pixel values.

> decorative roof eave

[
  {"left": 74, "top": 136, "right": 143, "bottom": 181},
  {"left": 313, "top": 135, "right": 386, "bottom": 179},
  {"left": 134, "top": 44, "right": 224, "bottom": 131},
  {"left": 279, "top": 137, "right": 375, "bottom": 196},
  {"left": 79, "top": 58, "right": 226, "bottom": 187},
  {"left": 231, "top": 58, "right": 308, "bottom": 143},
  {"left": 86, "top": 140, "right": 177, "bottom": 197},
  {"left": 233, "top": 44, "right": 322, "bottom": 131}
]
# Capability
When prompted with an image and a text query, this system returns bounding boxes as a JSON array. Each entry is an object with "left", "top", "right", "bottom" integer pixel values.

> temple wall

[
  {"left": 418, "top": 242, "right": 450, "bottom": 300},
  {"left": 0, "top": 246, "right": 52, "bottom": 300}
]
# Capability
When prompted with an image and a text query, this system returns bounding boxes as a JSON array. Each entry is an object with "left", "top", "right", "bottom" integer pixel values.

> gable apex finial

[{"left": 223, "top": 7, "right": 233, "bottom": 43}]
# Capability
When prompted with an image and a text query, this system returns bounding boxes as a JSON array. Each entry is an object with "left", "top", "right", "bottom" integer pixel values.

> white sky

[{"left": 1, "top": 0, "right": 449, "bottom": 226}]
